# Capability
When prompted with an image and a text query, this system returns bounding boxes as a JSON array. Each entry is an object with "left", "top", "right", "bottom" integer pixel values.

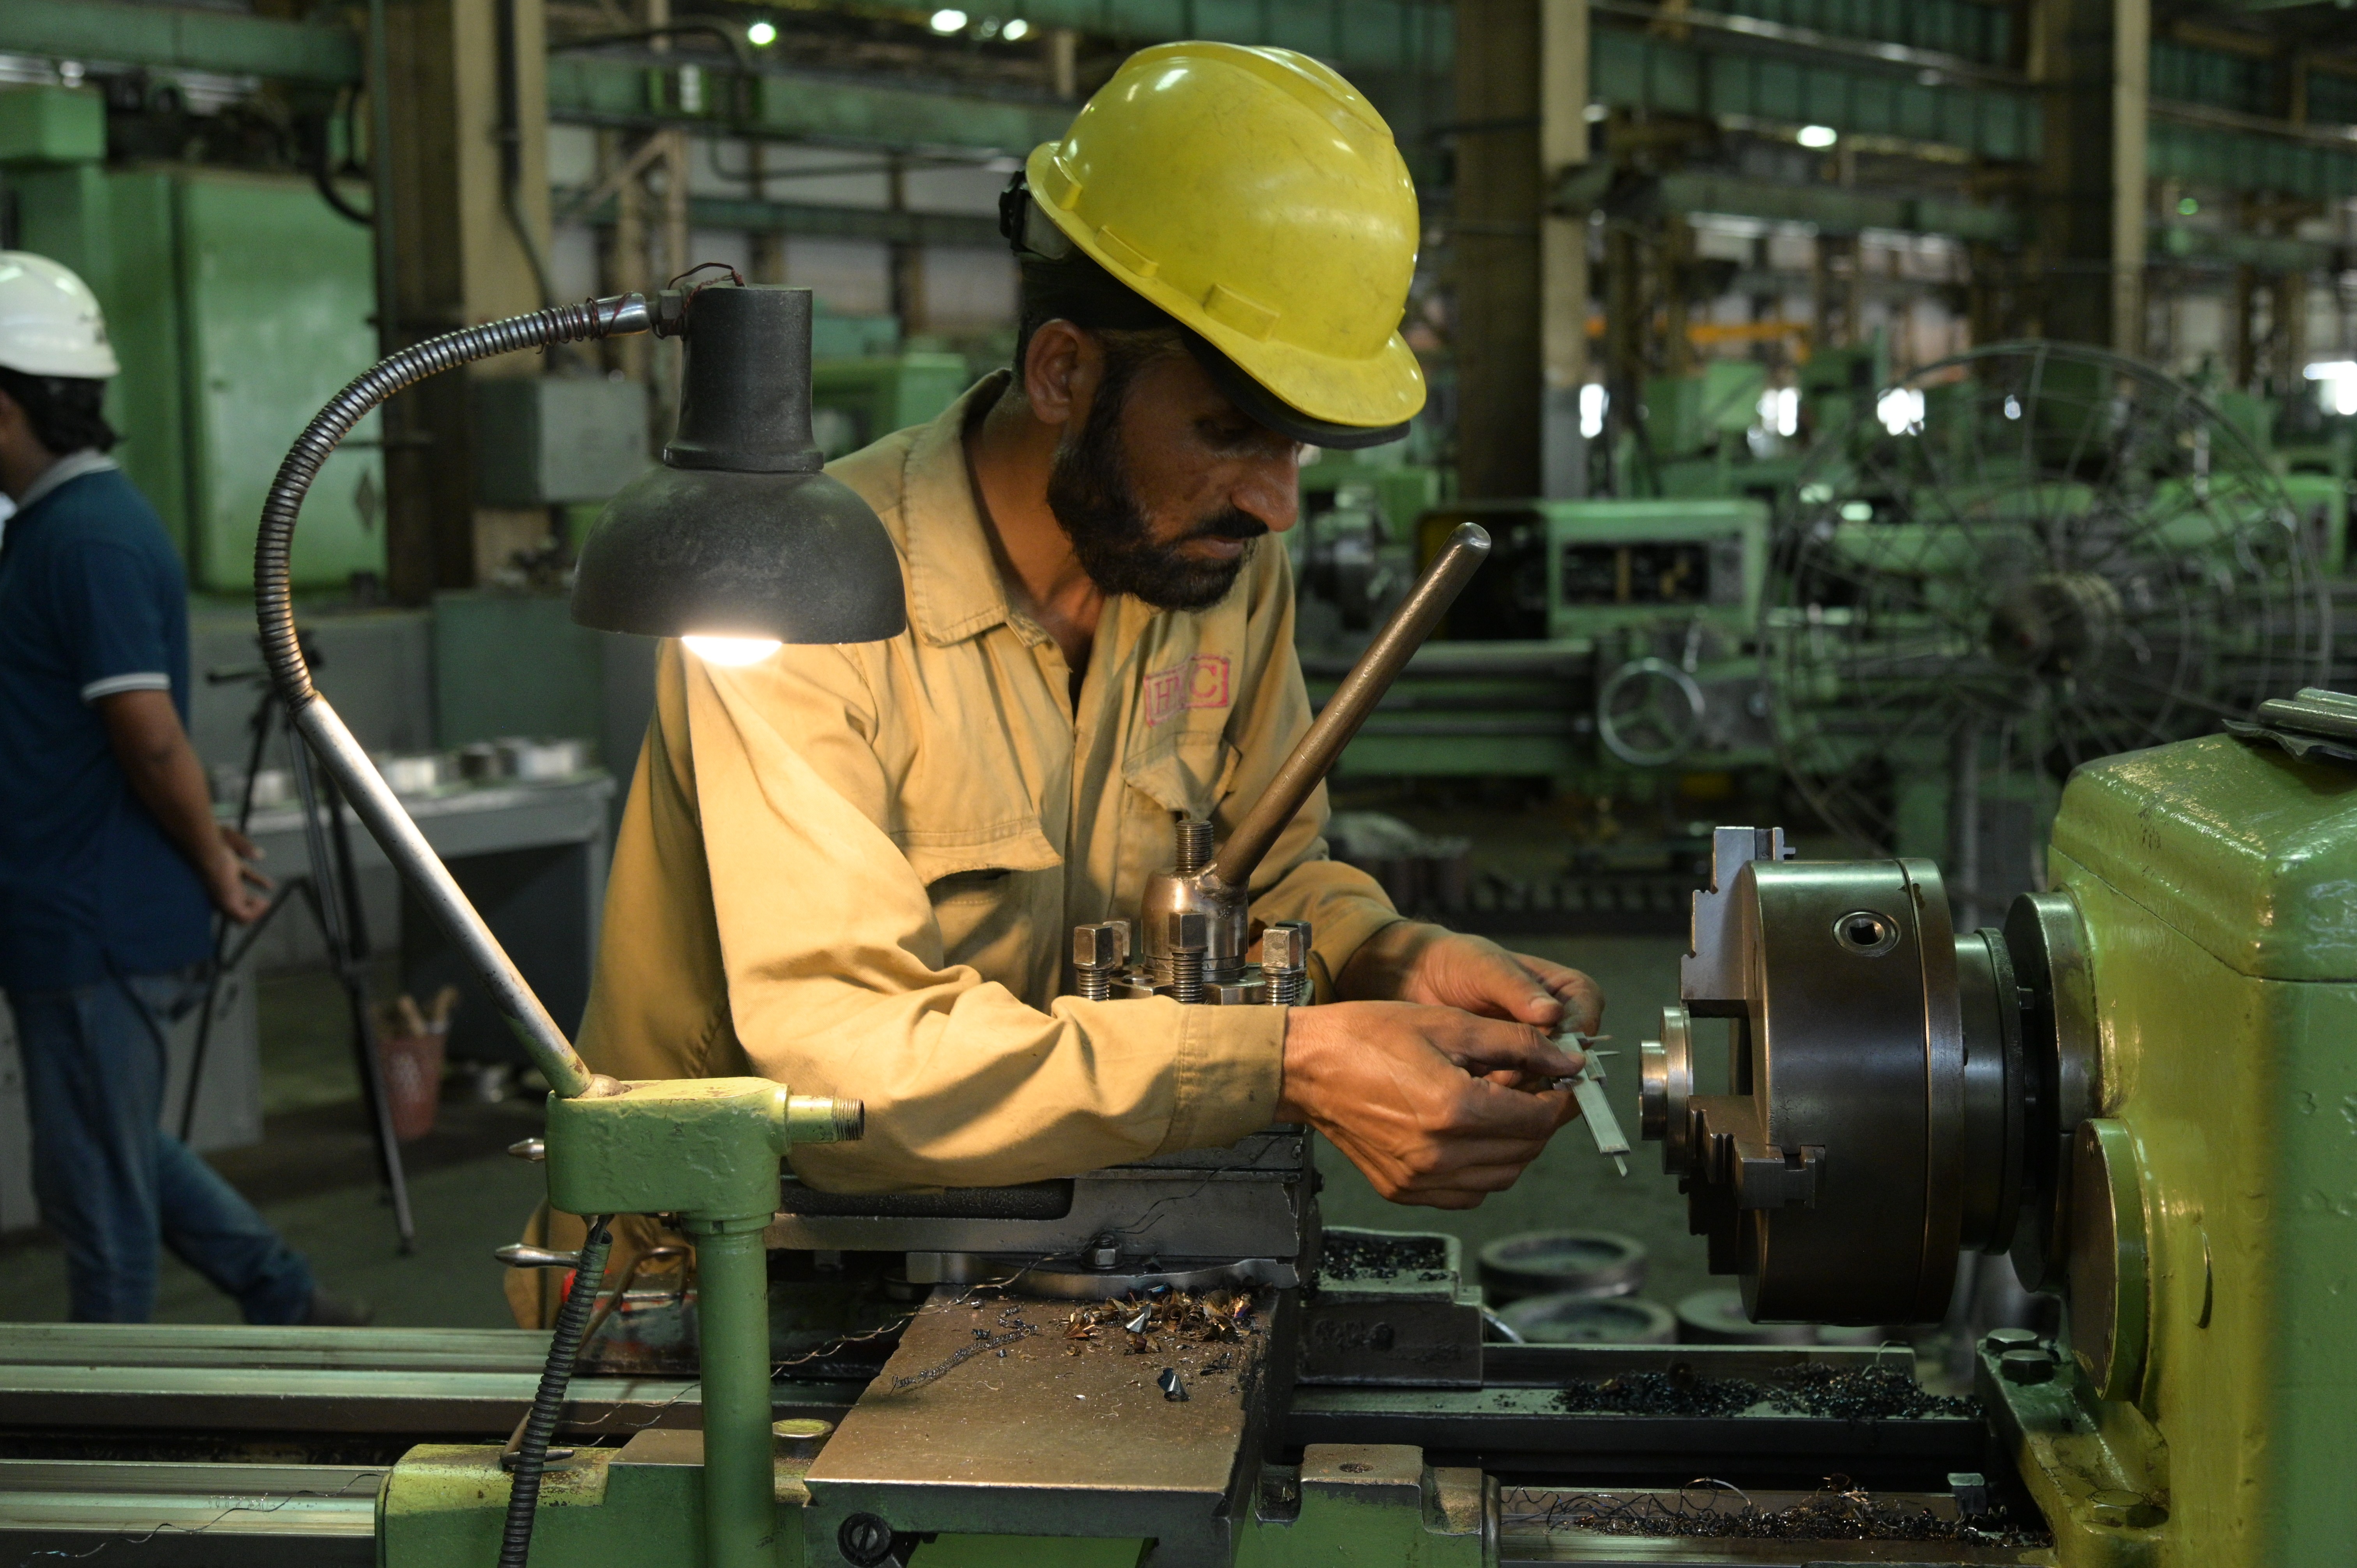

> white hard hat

[{"left": 0, "top": 252, "right": 120, "bottom": 379}]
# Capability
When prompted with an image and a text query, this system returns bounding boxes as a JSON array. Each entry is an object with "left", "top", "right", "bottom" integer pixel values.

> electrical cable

[{"left": 498, "top": 1215, "right": 614, "bottom": 1568}]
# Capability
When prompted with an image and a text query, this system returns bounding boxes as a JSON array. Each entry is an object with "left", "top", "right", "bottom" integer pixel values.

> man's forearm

[{"left": 98, "top": 690, "right": 226, "bottom": 885}]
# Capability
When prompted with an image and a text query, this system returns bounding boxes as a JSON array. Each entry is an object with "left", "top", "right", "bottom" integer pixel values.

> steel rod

[
  {"left": 685, "top": 1215, "right": 778, "bottom": 1568},
  {"left": 1209, "top": 521, "right": 1490, "bottom": 890},
  {"left": 292, "top": 701, "right": 603, "bottom": 1099}
]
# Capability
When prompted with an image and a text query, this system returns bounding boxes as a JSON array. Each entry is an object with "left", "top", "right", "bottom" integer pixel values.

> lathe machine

[
  {"left": 5, "top": 288, "right": 2350, "bottom": 1567},
  {"left": 9, "top": 694, "right": 2353, "bottom": 1564}
]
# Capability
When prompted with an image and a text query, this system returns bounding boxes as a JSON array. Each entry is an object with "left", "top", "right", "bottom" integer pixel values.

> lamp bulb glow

[
  {"left": 684, "top": 636, "right": 784, "bottom": 666},
  {"left": 929, "top": 8, "right": 968, "bottom": 31},
  {"left": 1002, "top": 16, "right": 1030, "bottom": 38},
  {"left": 746, "top": 19, "right": 777, "bottom": 45},
  {"left": 1797, "top": 124, "right": 1838, "bottom": 149}
]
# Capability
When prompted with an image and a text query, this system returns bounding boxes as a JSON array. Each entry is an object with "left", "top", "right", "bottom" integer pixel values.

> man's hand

[
  {"left": 207, "top": 826, "right": 272, "bottom": 923},
  {"left": 1338, "top": 922, "right": 1603, "bottom": 1048},
  {"left": 98, "top": 689, "right": 274, "bottom": 924},
  {"left": 1277, "top": 1002, "right": 1584, "bottom": 1209}
]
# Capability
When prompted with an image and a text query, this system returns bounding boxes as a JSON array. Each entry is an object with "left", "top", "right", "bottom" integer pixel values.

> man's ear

[{"left": 1021, "top": 320, "right": 1097, "bottom": 431}]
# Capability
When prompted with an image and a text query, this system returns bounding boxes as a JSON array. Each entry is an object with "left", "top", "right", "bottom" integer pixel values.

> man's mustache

[{"left": 1179, "top": 510, "right": 1269, "bottom": 544}]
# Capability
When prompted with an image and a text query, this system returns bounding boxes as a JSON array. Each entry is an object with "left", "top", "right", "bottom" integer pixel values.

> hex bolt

[
  {"left": 1982, "top": 1327, "right": 2041, "bottom": 1354},
  {"left": 1261, "top": 919, "right": 1312, "bottom": 1006},
  {"left": 1168, "top": 911, "right": 1208, "bottom": 1004},
  {"left": 1072, "top": 922, "right": 1122, "bottom": 1001},
  {"left": 1085, "top": 1234, "right": 1121, "bottom": 1270},
  {"left": 1997, "top": 1347, "right": 2054, "bottom": 1384},
  {"left": 1173, "top": 816, "right": 1214, "bottom": 876}
]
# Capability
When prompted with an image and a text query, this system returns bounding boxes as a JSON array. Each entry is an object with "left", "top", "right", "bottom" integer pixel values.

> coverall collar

[{"left": 900, "top": 370, "right": 1023, "bottom": 649}]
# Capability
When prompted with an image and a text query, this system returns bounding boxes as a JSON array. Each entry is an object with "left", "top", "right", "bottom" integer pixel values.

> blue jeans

[{"left": 9, "top": 971, "right": 315, "bottom": 1324}]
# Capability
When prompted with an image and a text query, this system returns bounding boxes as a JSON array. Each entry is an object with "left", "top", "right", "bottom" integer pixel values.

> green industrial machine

[
  {"left": 2, "top": 87, "right": 387, "bottom": 590},
  {"left": 808, "top": 353, "right": 974, "bottom": 460},
  {"left": 1640, "top": 697, "right": 2357, "bottom": 1564},
  {"left": 11, "top": 708, "right": 2357, "bottom": 1564},
  {"left": 1763, "top": 343, "right": 2328, "bottom": 924},
  {"left": 1303, "top": 497, "right": 1772, "bottom": 792}
]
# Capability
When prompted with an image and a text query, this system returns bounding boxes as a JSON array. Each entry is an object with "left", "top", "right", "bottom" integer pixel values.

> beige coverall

[{"left": 572, "top": 373, "right": 1404, "bottom": 1195}]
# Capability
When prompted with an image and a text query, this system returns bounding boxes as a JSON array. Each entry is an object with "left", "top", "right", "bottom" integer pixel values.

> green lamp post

[{"left": 254, "top": 281, "right": 907, "bottom": 1568}]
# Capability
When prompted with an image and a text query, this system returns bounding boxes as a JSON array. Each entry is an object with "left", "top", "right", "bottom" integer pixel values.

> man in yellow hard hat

[{"left": 573, "top": 45, "right": 1602, "bottom": 1217}]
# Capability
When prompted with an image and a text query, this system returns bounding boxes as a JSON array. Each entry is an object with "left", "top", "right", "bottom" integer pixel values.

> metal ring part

[
  {"left": 2068, "top": 1119, "right": 2150, "bottom": 1402},
  {"left": 1476, "top": 1230, "right": 1648, "bottom": 1304},
  {"left": 1597, "top": 657, "right": 1707, "bottom": 767},
  {"left": 1831, "top": 909, "right": 1901, "bottom": 957},
  {"left": 2005, "top": 889, "right": 2102, "bottom": 1294},
  {"left": 1640, "top": 1005, "right": 1695, "bottom": 1176}
]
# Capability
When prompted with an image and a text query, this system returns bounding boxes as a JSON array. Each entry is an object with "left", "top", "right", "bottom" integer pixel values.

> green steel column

[{"left": 686, "top": 1214, "right": 776, "bottom": 1568}]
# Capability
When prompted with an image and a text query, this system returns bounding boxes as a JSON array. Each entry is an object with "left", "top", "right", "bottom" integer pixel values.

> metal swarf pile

[
  {"left": 1057, "top": 1288, "right": 1259, "bottom": 1361},
  {"left": 1504, "top": 1481, "right": 2051, "bottom": 1547},
  {"left": 1317, "top": 1231, "right": 1452, "bottom": 1285},
  {"left": 1552, "top": 1361, "right": 1979, "bottom": 1420}
]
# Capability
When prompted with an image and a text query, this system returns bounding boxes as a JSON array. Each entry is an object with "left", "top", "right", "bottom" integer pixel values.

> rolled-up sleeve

[{"left": 676, "top": 644, "right": 1285, "bottom": 1192}]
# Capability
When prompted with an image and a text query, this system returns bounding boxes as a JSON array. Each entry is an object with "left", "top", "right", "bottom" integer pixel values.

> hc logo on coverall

[{"left": 1143, "top": 654, "right": 1232, "bottom": 726}]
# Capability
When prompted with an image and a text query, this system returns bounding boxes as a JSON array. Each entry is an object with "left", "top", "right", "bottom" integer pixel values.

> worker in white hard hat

[
  {"left": 525, "top": 45, "right": 1604, "bottom": 1312},
  {"left": 0, "top": 252, "right": 366, "bottom": 1325}
]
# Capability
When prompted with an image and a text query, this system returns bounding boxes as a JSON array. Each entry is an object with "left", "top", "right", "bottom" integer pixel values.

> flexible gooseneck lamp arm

[
  {"left": 253, "top": 293, "right": 650, "bottom": 1100},
  {"left": 256, "top": 283, "right": 892, "bottom": 1568}
]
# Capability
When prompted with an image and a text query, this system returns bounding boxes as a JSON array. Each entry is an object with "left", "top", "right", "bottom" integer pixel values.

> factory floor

[{"left": 0, "top": 933, "right": 1710, "bottom": 1331}]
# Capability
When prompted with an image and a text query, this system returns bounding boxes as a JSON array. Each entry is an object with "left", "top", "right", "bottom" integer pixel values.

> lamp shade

[{"left": 571, "top": 285, "right": 908, "bottom": 644}]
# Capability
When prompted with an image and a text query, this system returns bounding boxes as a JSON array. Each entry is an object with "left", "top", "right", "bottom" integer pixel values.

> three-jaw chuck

[{"left": 1639, "top": 829, "right": 2099, "bottom": 1324}]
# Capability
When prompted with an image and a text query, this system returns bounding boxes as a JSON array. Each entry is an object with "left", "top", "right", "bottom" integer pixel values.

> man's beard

[{"left": 1046, "top": 381, "right": 1267, "bottom": 613}]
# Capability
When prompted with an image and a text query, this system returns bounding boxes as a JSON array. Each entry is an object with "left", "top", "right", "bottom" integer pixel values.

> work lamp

[{"left": 253, "top": 281, "right": 903, "bottom": 1568}]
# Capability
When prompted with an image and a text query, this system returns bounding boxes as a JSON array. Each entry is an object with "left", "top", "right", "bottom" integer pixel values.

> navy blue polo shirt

[{"left": 0, "top": 460, "right": 212, "bottom": 991}]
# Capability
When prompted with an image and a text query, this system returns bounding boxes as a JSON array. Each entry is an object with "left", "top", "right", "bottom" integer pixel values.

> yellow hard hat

[{"left": 1015, "top": 42, "right": 1424, "bottom": 447}]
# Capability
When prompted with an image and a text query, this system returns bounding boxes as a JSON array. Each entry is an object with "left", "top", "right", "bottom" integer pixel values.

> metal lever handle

[
  {"left": 1209, "top": 522, "right": 1491, "bottom": 890},
  {"left": 496, "top": 1244, "right": 583, "bottom": 1270}
]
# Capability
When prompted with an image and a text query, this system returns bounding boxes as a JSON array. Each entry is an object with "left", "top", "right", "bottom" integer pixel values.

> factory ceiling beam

[
  {"left": 1554, "top": 167, "right": 2026, "bottom": 244},
  {"left": 544, "top": 53, "right": 1074, "bottom": 152},
  {"left": 0, "top": 0, "right": 361, "bottom": 86},
  {"left": 551, "top": 186, "right": 1004, "bottom": 247},
  {"left": 913, "top": 0, "right": 1456, "bottom": 76}
]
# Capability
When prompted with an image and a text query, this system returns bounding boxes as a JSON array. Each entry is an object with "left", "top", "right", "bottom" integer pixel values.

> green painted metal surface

[
  {"left": 942, "top": 0, "right": 1454, "bottom": 76},
  {"left": 431, "top": 591, "right": 607, "bottom": 749},
  {"left": 0, "top": 85, "right": 104, "bottom": 168},
  {"left": 174, "top": 173, "right": 383, "bottom": 591},
  {"left": 10, "top": 166, "right": 191, "bottom": 556},
  {"left": 2041, "top": 733, "right": 2357, "bottom": 1564},
  {"left": 9, "top": 165, "right": 378, "bottom": 584},
  {"left": 0, "top": 0, "right": 360, "bottom": 86},
  {"left": 382, "top": 1442, "right": 807, "bottom": 1567},
  {"left": 546, "top": 57, "right": 1073, "bottom": 154},
  {"left": 917, "top": 1537, "right": 1147, "bottom": 1567},
  {"left": 543, "top": 1079, "right": 825, "bottom": 1219},
  {"left": 1590, "top": 27, "right": 2041, "bottom": 162},
  {"left": 1541, "top": 498, "right": 1769, "bottom": 638},
  {"left": 2053, "top": 734, "right": 2357, "bottom": 982},
  {"left": 809, "top": 355, "right": 974, "bottom": 460}
]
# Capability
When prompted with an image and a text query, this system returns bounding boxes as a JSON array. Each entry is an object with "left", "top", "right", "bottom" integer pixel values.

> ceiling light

[
  {"left": 1002, "top": 16, "right": 1030, "bottom": 38},
  {"left": 746, "top": 19, "right": 777, "bottom": 45},
  {"left": 1797, "top": 125, "right": 1838, "bottom": 149},
  {"left": 929, "top": 8, "right": 968, "bottom": 32}
]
